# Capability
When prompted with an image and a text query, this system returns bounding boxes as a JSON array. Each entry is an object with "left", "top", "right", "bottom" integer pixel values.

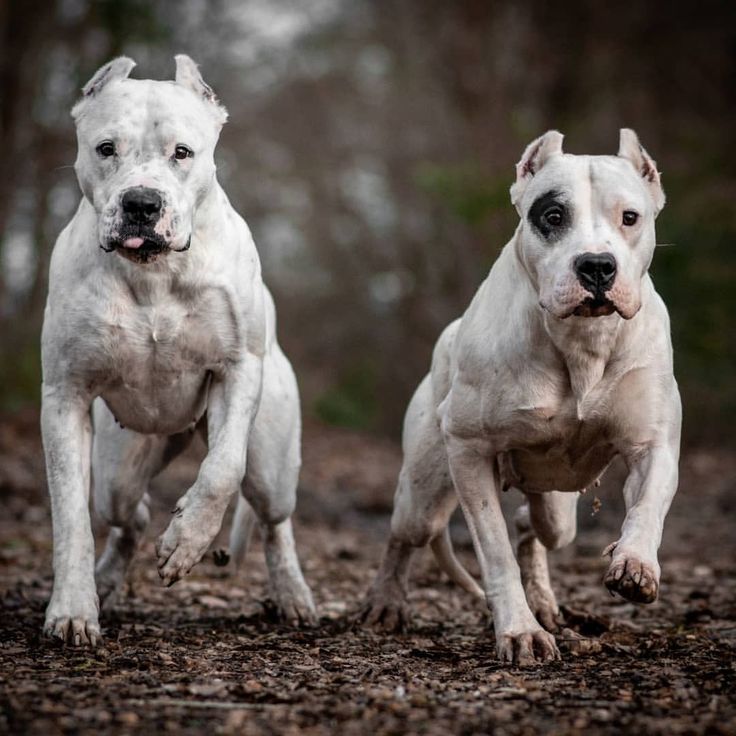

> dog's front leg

[
  {"left": 445, "top": 434, "right": 559, "bottom": 665},
  {"left": 604, "top": 438, "right": 680, "bottom": 603},
  {"left": 156, "top": 354, "right": 263, "bottom": 585},
  {"left": 41, "top": 389, "right": 100, "bottom": 645}
]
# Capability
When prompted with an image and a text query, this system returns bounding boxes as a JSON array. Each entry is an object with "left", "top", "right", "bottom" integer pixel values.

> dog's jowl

[
  {"left": 40, "top": 56, "right": 315, "bottom": 645},
  {"left": 361, "top": 130, "right": 681, "bottom": 665}
]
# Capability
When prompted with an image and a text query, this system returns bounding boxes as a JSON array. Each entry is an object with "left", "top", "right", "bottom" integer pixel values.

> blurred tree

[{"left": 0, "top": 0, "right": 733, "bottom": 445}]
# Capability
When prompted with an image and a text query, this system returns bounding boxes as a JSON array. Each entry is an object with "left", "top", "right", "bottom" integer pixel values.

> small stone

[
  {"left": 118, "top": 712, "right": 139, "bottom": 726},
  {"left": 197, "top": 595, "right": 229, "bottom": 609}
]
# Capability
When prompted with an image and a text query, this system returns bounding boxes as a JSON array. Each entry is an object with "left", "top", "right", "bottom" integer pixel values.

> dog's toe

[
  {"left": 604, "top": 555, "right": 659, "bottom": 604},
  {"left": 358, "top": 591, "right": 409, "bottom": 633},
  {"left": 497, "top": 628, "right": 560, "bottom": 666},
  {"left": 273, "top": 585, "right": 317, "bottom": 627},
  {"left": 156, "top": 511, "right": 216, "bottom": 586},
  {"left": 44, "top": 591, "right": 101, "bottom": 647},
  {"left": 44, "top": 615, "right": 101, "bottom": 647}
]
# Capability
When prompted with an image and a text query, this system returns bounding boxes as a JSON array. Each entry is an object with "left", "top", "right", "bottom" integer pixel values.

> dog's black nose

[
  {"left": 574, "top": 252, "right": 617, "bottom": 293},
  {"left": 122, "top": 187, "right": 162, "bottom": 225}
]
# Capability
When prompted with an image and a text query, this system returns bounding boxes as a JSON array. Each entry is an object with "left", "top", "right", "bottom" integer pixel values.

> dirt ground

[{"left": 0, "top": 409, "right": 734, "bottom": 735}]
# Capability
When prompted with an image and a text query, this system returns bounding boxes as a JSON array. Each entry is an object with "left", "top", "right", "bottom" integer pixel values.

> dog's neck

[
  {"left": 190, "top": 178, "right": 227, "bottom": 246},
  {"left": 542, "top": 311, "right": 622, "bottom": 413}
]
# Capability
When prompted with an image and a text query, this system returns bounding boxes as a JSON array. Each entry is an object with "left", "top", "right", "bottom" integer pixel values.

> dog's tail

[
  {"left": 227, "top": 495, "right": 257, "bottom": 569},
  {"left": 429, "top": 526, "right": 485, "bottom": 599}
]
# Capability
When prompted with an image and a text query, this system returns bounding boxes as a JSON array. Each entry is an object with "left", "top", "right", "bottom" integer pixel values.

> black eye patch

[{"left": 528, "top": 189, "right": 572, "bottom": 242}]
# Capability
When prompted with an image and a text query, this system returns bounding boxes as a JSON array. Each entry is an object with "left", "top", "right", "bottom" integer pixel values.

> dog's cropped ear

[
  {"left": 174, "top": 54, "right": 228, "bottom": 126},
  {"left": 618, "top": 128, "right": 665, "bottom": 214},
  {"left": 82, "top": 57, "right": 136, "bottom": 97},
  {"left": 72, "top": 57, "right": 135, "bottom": 119},
  {"left": 510, "top": 130, "right": 564, "bottom": 209}
]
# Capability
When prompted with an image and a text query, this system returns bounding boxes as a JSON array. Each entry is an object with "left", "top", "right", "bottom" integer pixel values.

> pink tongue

[{"left": 123, "top": 236, "right": 144, "bottom": 249}]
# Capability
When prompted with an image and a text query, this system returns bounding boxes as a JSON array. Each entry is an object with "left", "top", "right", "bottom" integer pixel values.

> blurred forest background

[{"left": 1, "top": 0, "right": 734, "bottom": 444}]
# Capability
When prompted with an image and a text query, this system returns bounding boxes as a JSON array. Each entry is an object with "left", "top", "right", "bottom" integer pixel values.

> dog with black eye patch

[{"left": 360, "top": 130, "right": 680, "bottom": 666}]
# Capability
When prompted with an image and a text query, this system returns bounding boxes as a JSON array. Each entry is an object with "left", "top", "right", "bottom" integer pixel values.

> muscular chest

[
  {"left": 80, "top": 287, "right": 241, "bottom": 434},
  {"left": 510, "top": 390, "right": 612, "bottom": 445},
  {"left": 105, "top": 302, "right": 234, "bottom": 383},
  {"left": 500, "top": 398, "right": 616, "bottom": 489}
]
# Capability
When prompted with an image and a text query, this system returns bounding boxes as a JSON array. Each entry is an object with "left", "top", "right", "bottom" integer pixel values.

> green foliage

[
  {"left": 93, "top": 0, "right": 171, "bottom": 52},
  {"left": 0, "top": 342, "right": 41, "bottom": 412},
  {"left": 314, "top": 362, "right": 378, "bottom": 430},
  {"left": 414, "top": 164, "right": 509, "bottom": 226},
  {"left": 652, "top": 190, "right": 736, "bottom": 442}
]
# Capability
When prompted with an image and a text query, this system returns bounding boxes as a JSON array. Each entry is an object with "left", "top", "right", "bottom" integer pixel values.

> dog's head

[
  {"left": 510, "top": 129, "right": 665, "bottom": 320},
  {"left": 71, "top": 55, "right": 227, "bottom": 263}
]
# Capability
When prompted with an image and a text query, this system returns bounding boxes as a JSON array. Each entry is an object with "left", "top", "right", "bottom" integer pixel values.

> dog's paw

[
  {"left": 496, "top": 627, "right": 560, "bottom": 666},
  {"left": 44, "top": 592, "right": 101, "bottom": 646},
  {"left": 523, "top": 582, "right": 561, "bottom": 632},
  {"left": 357, "top": 584, "right": 410, "bottom": 633},
  {"left": 156, "top": 501, "right": 220, "bottom": 586},
  {"left": 604, "top": 553, "right": 659, "bottom": 604},
  {"left": 556, "top": 627, "right": 603, "bottom": 656},
  {"left": 271, "top": 578, "right": 317, "bottom": 626},
  {"left": 95, "top": 552, "right": 128, "bottom": 609}
]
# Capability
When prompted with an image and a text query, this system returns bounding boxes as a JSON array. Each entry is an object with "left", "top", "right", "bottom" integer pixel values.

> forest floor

[{"left": 1, "top": 409, "right": 735, "bottom": 735}]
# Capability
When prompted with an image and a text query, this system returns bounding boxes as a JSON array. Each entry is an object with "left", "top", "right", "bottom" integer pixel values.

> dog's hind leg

[
  {"left": 240, "top": 348, "right": 316, "bottom": 625},
  {"left": 359, "top": 533, "right": 416, "bottom": 632},
  {"left": 92, "top": 399, "right": 193, "bottom": 604},
  {"left": 360, "top": 375, "right": 463, "bottom": 631},
  {"left": 514, "top": 491, "right": 579, "bottom": 630}
]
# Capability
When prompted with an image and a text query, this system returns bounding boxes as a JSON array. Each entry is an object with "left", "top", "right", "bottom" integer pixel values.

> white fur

[
  {"left": 41, "top": 57, "right": 315, "bottom": 645},
  {"left": 362, "top": 130, "right": 681, "bottom": 665}
]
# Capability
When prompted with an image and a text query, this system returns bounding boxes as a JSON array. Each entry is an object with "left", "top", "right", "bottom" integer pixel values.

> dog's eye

[
  {"left": 174, "top": 145, "right": 193, "bottom": 160},
  {"left": 544, "top": 206, "right": 564, "bottom": 227},
  {"left": 622, "top": 210, "right": 639, "bottom": 226},
  {"left": 96, "top": 141, "right": 116, "bottom": 158}
]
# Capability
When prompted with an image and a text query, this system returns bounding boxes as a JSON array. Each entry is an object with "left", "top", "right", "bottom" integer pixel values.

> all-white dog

[
  {"left": 41, "top": 56, "right": 315, "bottom": 646},
  {"left": 361, "top": 130, "right": 681, "bottom": 665}
]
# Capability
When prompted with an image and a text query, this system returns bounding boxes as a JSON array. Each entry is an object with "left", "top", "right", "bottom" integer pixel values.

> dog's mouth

[
  {"left": 102, "top": 227, "right": 189, "bottom": 264},
  {"left": 572, "top": 295, "right": 617, "bottom": 318}
]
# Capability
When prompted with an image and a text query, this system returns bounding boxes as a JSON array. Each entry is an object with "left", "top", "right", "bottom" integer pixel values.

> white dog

[
  {"left": 362, "top": 130, "right": 681, "bottom": 665},
  {"left": 41, "top": 56, "right": 315, "bottom": 645}
]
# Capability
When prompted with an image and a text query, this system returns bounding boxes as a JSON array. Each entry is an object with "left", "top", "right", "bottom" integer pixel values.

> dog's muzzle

[
  {"left": 573, "top": 252, "right": 617, "bottom": 317},
  {"left": 101, "top": 186, "right": 190, "bottom": 262}
]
